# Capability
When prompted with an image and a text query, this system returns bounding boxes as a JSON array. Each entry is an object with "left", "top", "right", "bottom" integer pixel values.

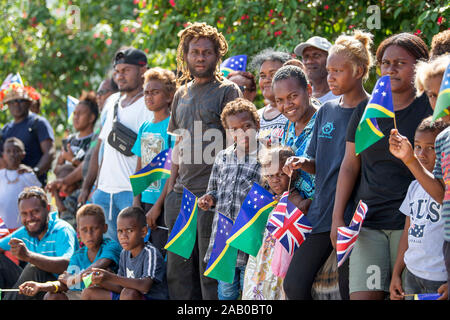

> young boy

[
  {"left": 0, "top": 137, "right": 41, "bottom": 229},
  {"left": 199, "top": 97, "right": 262, "bottom": 300},
  {"left": 131, "top": 67, "right": 176, "bottom": 255},
  {"left": 81, "top": 206, "right": 169, "bottom": 300},
  {"left": 390, "top": 117, "right": 449, "bottom": 300},
  {"left": 18, "top": 204, "right": 122, "bottom": 300}
]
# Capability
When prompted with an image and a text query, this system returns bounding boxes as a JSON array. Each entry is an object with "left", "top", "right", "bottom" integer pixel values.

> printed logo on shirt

[
  {"left": 318, "top": 122, "right": 335, "bottom": 139},
  {"left": 409, "top": 222, "right": 425, "bottom": 238},
  {"left": 141, "top": 132, "right": 165, "bottom": 190},
  {"left": 126, "top": 268, "right": 135, "bottom": 278}
]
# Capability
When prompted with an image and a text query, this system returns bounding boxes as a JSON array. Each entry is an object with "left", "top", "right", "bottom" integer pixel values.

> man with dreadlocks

[{"left": 165, "top": 22, "right": 241, "bottom": 300}]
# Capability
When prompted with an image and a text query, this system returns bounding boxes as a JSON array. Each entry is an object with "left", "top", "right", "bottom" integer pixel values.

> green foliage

[{"left": 0, "top": 0, "right": 448, "bottom": 136}]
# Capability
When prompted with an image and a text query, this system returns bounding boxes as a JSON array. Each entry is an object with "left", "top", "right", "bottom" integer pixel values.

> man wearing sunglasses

[{"left": 0, "top": 85, "right": 55, "bottom": 186}]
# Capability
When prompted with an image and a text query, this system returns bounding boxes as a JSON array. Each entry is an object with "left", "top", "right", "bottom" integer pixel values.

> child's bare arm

[
  {"left": 90, "top": 268, "right": 152, "bottom": 294},
  {"left": 389, "top": 129, "right": 445, "bottom": 203}
]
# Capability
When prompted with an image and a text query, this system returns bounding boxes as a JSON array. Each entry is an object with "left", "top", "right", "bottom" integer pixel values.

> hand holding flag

[
  {"left": 336, "top": 200, "right": 368, "bottom": 267},
  {"left": 220, "top": 55, "right": 247, "bottom": 77}
]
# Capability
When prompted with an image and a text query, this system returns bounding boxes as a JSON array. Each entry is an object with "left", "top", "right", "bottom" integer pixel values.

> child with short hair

[
  {"left": 199, "top": 97, "right": 262, "bottom": 300},
  {"left": 390, "top": 117, "right": 449, "bottom": 300},
  {"left": 0, "top": 137, "right": 41, "bottom": 229},
  {"left": 132, "top": 67, "right": 177, "bottom": 255},
  {"left": 18, "top": 204, "right": 122, "bottom": 300},
  {"left": 81, "top": 206, "right": 169, "bottom": 300},
  {"left": 242, "top": 146, "right": 302, "bottom": 300}
]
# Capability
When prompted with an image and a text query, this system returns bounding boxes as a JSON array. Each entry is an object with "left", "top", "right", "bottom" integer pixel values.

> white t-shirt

[
  {"left": 399, "top": 180, "right": 447, "bottom": 281},
  {"left": 316, "top": 90, "right": 340, "bottom": 105},
  {"left": 0, "top": 169, "right": 41, "bottom": 229},
  {"left": 98, "top": 93, "right": 154, "bottom": 193}
]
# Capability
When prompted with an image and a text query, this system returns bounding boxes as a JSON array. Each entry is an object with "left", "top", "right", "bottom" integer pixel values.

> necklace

[
  {"left": 122, "top": 91, "right": 143, "bottom": 107},
  {"left": 4, "top": 169, "right": 19, "bottom": 184}
]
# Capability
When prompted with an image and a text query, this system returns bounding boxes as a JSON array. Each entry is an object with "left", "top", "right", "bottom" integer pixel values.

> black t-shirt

[{"left": 346, "top": 94, "right": 432, "bottom": 230}]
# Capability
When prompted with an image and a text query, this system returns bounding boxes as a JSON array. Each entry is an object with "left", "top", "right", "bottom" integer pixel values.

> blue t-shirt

[
  {"left": 131, "top": 117, "right": 174, "bottom": 204},
  {"left": 0, "top": 211, "right": 79, "bottom": 277},
  {"left": 306, "top": 99, "right": 363, "bottom": 233},
  {"left": 1, "top": 112, "right": 54, "bottom": 168},
  {"left": 67, "top": 237, "right": 122, "bottom": 291}
]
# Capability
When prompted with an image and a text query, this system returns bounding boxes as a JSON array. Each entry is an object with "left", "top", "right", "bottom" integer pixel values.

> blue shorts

[{"left": 111, "top": 292, "right": 152, "bottom": 300}]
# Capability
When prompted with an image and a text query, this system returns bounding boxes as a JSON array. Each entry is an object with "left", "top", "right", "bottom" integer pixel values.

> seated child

[
  {"left": 242, "top": 146, "right": 303, "bottom": 300},
  {"left": 390, "top": 117, "right": 449, "bottom": 300},
  {"left": 199, "top": 98, "right": 262, "bottom": 300},
  {"left": 18, "top": 204, "right": 122, "bottom": 300},
  {"left": 0, "top": 137, "right": 41, "bottom": 229},
  {"left": 81, "top": 206, "right": 169, "bottom": 300}
]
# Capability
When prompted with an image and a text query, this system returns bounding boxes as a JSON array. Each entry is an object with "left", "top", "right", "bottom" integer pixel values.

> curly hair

[
  {"left": 18, "top": 186, "right": 48, "bottom": 208},
  {"left": 76, "top": 204, "right": 106, "bottom": 226},
  {"left": 414, "top": 54, "right": 450, "bottom": 97},
  {"left": 176, "top": 22, "right": 228, "bottom": 90},
  {"left": 220, "top": 97, "right": 260, "bottom": 129},
  {"left": 143, "top": 67, "right": 177, "bottom": 95},
  {"left": 430, "top": 30, "right": 450, "bottom": 58},
  {"left": 416, "top": 116, "right": 449, "bottom": 135},
  {"left": 248, "top": 48, "right": 291, "bottom": 75}
]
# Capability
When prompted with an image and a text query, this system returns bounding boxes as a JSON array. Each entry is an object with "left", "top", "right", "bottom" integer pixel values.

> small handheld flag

[
  {"left": 0, "top": 217, "right": 10, "bottom": 238},
  {"left": 413, "top": 293, "right": 441, "bottom": 300},
  {"left": 67, "top": 95, "right": 79, "bottom": 125},
  {"left": 336, "top": 200, "right": 368, "bottom": 267},
  {"left": 266, "top": 192, "right": 312, "bottom": 256},
  {"left": 82, "top": 273, "right": 93, "bottom": 288},
  {"left": 355, "top": 75, "right": 395, "bottom": 155},
  {"left": 226, "top": 183, "right": 277, "bottom": 257},
  {"left": 204, "top": 213, "right": 238, "bottom": 283},
  {"left": 432, "top": 62, "right": 450, "bottom": 121},
  {"left": 164, "top": 188, "right": 198, "bottom": 259},
  {"left": 130, "top": 148, "right": 172, "bottom": 196},
  {"left": 220, "top": 55, "right": 247, "bottom": 77}
]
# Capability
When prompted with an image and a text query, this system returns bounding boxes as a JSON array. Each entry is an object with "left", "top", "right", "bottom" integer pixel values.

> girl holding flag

[{"left": 331, "top": 33, "right": 431, "bottom": 300}]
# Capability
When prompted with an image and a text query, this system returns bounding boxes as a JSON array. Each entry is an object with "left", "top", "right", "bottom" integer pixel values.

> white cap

[{"left": 294, "top": 36, "right": 332, "bottom": 57}]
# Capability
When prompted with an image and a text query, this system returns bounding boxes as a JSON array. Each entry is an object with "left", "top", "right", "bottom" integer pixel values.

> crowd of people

[{"left": 0, "top": 21, "right": 449, "bottom": 301}]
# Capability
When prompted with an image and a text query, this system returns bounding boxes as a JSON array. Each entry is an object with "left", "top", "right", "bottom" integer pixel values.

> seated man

[{"left": 0, "top": 186, "right": 79, "bottom": 300}]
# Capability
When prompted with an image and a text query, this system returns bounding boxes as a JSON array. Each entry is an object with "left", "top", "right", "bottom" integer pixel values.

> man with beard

[
  {"left": 87, "top": 47, "right": 153, "bottom": 241},
  {"left": 294, "top": 36, "right": 339, "bottom": 104},
  {"left": 0, "top": 187, "right": 78, "bottom": 300},
  {"left": 165, "top": 22, "right": 241, "bottom": 299}
]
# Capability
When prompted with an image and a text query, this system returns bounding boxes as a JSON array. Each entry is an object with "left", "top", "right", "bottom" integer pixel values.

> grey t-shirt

[
  {"left": 306, "top": 98, "right": 364, "bottom": 233},
  {"left": 168, "top": 78, "right": 241, "bottom": 194},
  {"left": 118, "top": 242, "right": 169, "bottom": 300}
]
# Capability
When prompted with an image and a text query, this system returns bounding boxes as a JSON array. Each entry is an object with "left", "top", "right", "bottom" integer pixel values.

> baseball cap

[
  {"left": 113, "top": 47, "right": 147, "bottom": 67},
  {"left": 294, "top": 36, "right": 332, "bottom": 57}
]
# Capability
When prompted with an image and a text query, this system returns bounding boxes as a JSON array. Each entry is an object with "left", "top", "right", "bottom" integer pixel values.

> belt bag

[{"left": 107, "top": 99, "right": 137, "bottom": 157}]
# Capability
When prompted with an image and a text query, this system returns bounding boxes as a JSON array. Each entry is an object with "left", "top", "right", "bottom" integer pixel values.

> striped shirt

[
  {"left": 204, "top": 143, "right": 262, "bottom": 267},
  {"left": 118, "top": 242, "right": 169, "bottom": 299},
  {"left": 433, "top": 126, "right": 450, "bottom": 241}
]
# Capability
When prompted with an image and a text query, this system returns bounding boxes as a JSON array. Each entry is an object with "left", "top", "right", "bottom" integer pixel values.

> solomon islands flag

[
  {"left": 432, "top": 62, "right": 450, "bottom": 121},
  {"left": 130, "top": 148, "right": 172, "bottom": 196},
  {"left": 355, "top": 75, "right": 395, "bottom": 155},
  {"left": 226, "top": 182, "right": 277, "bottom": 257},
  {"left": 220, "top": 55, "right": 247, "bottom": 77},
  {"left": 164, "top": 187, "right": 198, "bottom": 259},
  {"left": 204, "top": 212, "right": 238, "bottom": 283}
]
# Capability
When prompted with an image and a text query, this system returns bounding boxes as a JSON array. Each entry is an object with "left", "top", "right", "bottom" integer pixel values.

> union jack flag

[
  {"left": 336, "top": 200, "right": 368, "bottom": 267},
  {"left": 266, "top": 191, "right": 312, "bottom": 256},
  {"left": 0, "top": 217, "right": 10, "bottom": 238}
]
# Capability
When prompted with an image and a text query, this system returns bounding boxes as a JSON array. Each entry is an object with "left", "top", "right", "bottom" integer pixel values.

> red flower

[
  {"left": 133, "top": 0, "right": 139, "bottom": 4},
  {"left": 123, "top": 26, "right": 129, "bottom": 32},
  {"left": 105, "top": 38, "right": 112, "bottom": 46},
  {"left": 414, "top": 29, "right": 421, "bottom": 36},
  {"left": 268, "top": 9, "right": 274, "bottom": 17},
  {"left": 437, "top": 16, "right": 443, "bottom": 25},
  {"left": 324, "top": 4, "right": 329, "bottom": 10},
  {"left": 131, "top": 28, "right": 136, "bottom": 33},
  {"left": 348, "top": 24, "right": 355, "bottom": 29},
  {"left": 169, "top": 0, "right": 175, "bottom": 7}
]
